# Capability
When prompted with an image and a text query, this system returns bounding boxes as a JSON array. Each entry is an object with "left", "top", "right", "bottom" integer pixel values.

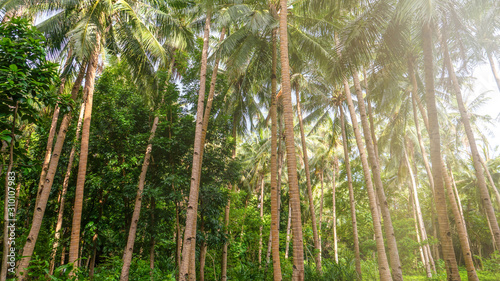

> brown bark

[
  {"left": 295, "top": 89, "right": 321, "bottom": 272},
  {"left": 339, "top": 107, "right": 361, "bottom": 278},
  {"left": 68, "top": 43, "right": 101, "bottom": 271},
  {"left": 343, "top": 91, "right": 392, "bottom": 281},
  {"left": 179, "top": 11, "right": 212, "bottom": 280},
  {"left": 279, "top": 1, "right": 305, "bottom": 279},
  {"left": 269, "top": 21, "right": 282, "bottom": 280},
  {"left": 17, "top": 62, "right": 87, "bottom": 279},
  {"left": 120, "top": 116, "right": 159, "bottom": 281},
  {"left": 352, "top": 73, "right": 403, "bottom": 281},
  {"left": 443, "top": 34, "right": 500, "bottom": 252},
  {"left": 441, "top": 160, "right": 478, "bottom": 280},
  {"left": 422, "top": 23, "right": 461, "bottom": 281},
  {"left": 49, "top": 88, "right": 88, "bottom": 275}
]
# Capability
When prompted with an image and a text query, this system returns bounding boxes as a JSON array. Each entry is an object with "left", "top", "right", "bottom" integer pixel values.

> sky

[{"left": 469, "top": 61, "right": 500, "bottom": 158}]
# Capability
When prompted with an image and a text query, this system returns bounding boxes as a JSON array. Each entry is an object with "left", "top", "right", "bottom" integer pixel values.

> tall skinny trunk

[
  {"left": 49, "top": 89, "right": 87, "bottom": 275},
  {"left": 278, "top": 1, "right": 305, "bottom": 279},
  {"left": 220, "top": 184, "right": 230, "bottom": 281},
  {"left": 441, "top": 160, "right": 478, "bottom": 280},
  {"left": 199, "top": 223, "right": 207, "bottom": 281},
  {"left": 408, "top": 59, "right": 435, "bottom": 195},
  {"left": 443, "top": 35, "right": 500, "bottom": 252},
  {"left": 258, "top": 177, "right": 265, "bottom": 266},
  {"left": 319, "top": 171, "right": 324, "bottom": 263},
  {"left": 339, "top": 107, "right": 361, "bottom": 278},
  {"left": 330, "top": 166, "right": 338, "bottom": 263},
  {"left": 68, "top": 43, "right": 100, "bottom": 271},
  {"left": 120, "top": 116, "right": 160, "bottom": 281},
  {"left": 352, "top": 73, "right": 403, "bottom": 281},
  {"left": 487, "top": 51, "right": 500, "bottom": 93},
  {"left": 404, "top": 148, "right": 432, "bottom": 278},
  {"left": 285, "top": 204, "right": 292, "bottom": 259},
  {"left": 17, "top": 62, "right": 87, "bottom": 279},
  {"left": 179, "top": 11, "right": 212, "bottom": 281},
  {"left": 343, "top": 93, "right": 392, "bottom": 281},
  {"left": 421, "top": 23, "right": 461, "bottom": 281},
  {"left": 269, "top": 22, "right": 282, "bottom": 280},
  {"left": 295, "top": 89, "right": 321, "bottom": 272},
  {"left": 36, "top": 48, "right": 74, "bottom": 201},
  {"left": 409, "top": 188, "right": 428, "bottom": 276},
  {"left": 1, "top": 102, "right": 18, "bottom": 281},
  {"left": 480, "top": 158, "right": 500, "bottom": 209},
  {"left": 176, "top": 200, "right": 182, "bottom": 280}
]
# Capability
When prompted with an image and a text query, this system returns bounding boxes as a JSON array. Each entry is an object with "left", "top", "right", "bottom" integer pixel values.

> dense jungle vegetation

[{"left": 1, "top": 0, "right": 500, "bottom": 280}]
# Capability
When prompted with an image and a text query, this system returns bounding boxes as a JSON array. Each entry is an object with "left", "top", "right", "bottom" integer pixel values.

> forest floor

[{"left": 405, "top": 269, "right": 500, "bottom": 281}]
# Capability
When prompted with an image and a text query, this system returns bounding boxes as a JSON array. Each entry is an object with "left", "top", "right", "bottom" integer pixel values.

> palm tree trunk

[
  {"left": 330, "top": 165, "right": 338, "bottom": 263},
  {"left": 408, "top": 58, "right": 437, "bottom": 274},
  {"left": 443, "top": 35, "right": 500, "bottom": 252},
  {"left": 49, "top": 93, "right": 87, "bottom": 275},
  {"left": 88, "top": 233, "right": 98, "bottom": 279},
  {"left": 449, "top": 168, "right": 466, "bottom": 230},
  {"left": 409, "top": 188, "right": 428, "bottom": 275},
  {"left": 17, "top": 61, "right": 87, "bottom": 279},
  {"left": 1, "top": 102, "right": 18, "bottom": 281},
  {"left": 68, "top": 43, "right": 100, "bottom": 271},
  {"left": 479, "top": 158, "right": 500, "bottom": 209},
  {"left": 441, "top": 160, "right": 478, "bottom": 280},
  {"left": 120, "top": 116, "right": 159, "bottom": 281},
  {"left": 480, "top": 158, "right": 500, "bottom": 209},
  {"left": 408, "top": 59, "right": 435, "bottom": 195},
  {"left": 35, "top": 48, "right": 75, "bottom": 202},
  {"left": 176, "top": 199, "right": 182, "bottom": 280},
  {"left": 421, "top": 23, "right": 461, "bottom": 280},
  {"left": 343, "top": 88, "right": 392, "bottom": 281},
  {"left": 199, "top": 222, "right": 207, "bottom": 281},
  {"left": 295, "top": 89, "right": 321, "bottom": 272},
  {"left": 404, "top": 148, "right": 432, "bottom": 277},
  {"left": 179, "top": 10, "right": 212, "bottom": 281},
  {"left": 339, "top": 107, "right": 361, "bottom": 278},
  {"left": 319, "top": 171, "right": 324, "bottom": 263},
  {"left": 484, "top": 206, "right": 498, "bottom": 251},
  {"left": 220, "top": 184, "right": 230, "bottom": 281},
  {"left": 278, "top": 1, "right": 305, "bottom": 279},
  {"left": 259, "top": 177, "right": 264, "bottom": 266},
  {"left": 285, "top": 204, "right": 292, "bottom": 259},
  {"left": 487, "top": 51, "right": 500, "bottom": 92},
  {"left": 363, "top": 68, "right": 380, "bottom": 159},
  {"left": 269, "top": 21, "right": 282, "bottom": 280},
  {"left": 352, "top": 72, "right": 403, "bottom": 281}
]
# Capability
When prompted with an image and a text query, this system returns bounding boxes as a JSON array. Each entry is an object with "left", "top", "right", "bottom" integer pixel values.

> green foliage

[
  {"left": 304, "top": 260, "right": 358, "bottom": 281},
  {"left": 0, "top": 17, "right": 60, "bottom": 130}
]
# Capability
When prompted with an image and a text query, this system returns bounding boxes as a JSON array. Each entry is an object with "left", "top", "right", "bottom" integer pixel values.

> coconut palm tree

[{"left": 278, "top": 0, "right": 305, "bottom": 279}]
